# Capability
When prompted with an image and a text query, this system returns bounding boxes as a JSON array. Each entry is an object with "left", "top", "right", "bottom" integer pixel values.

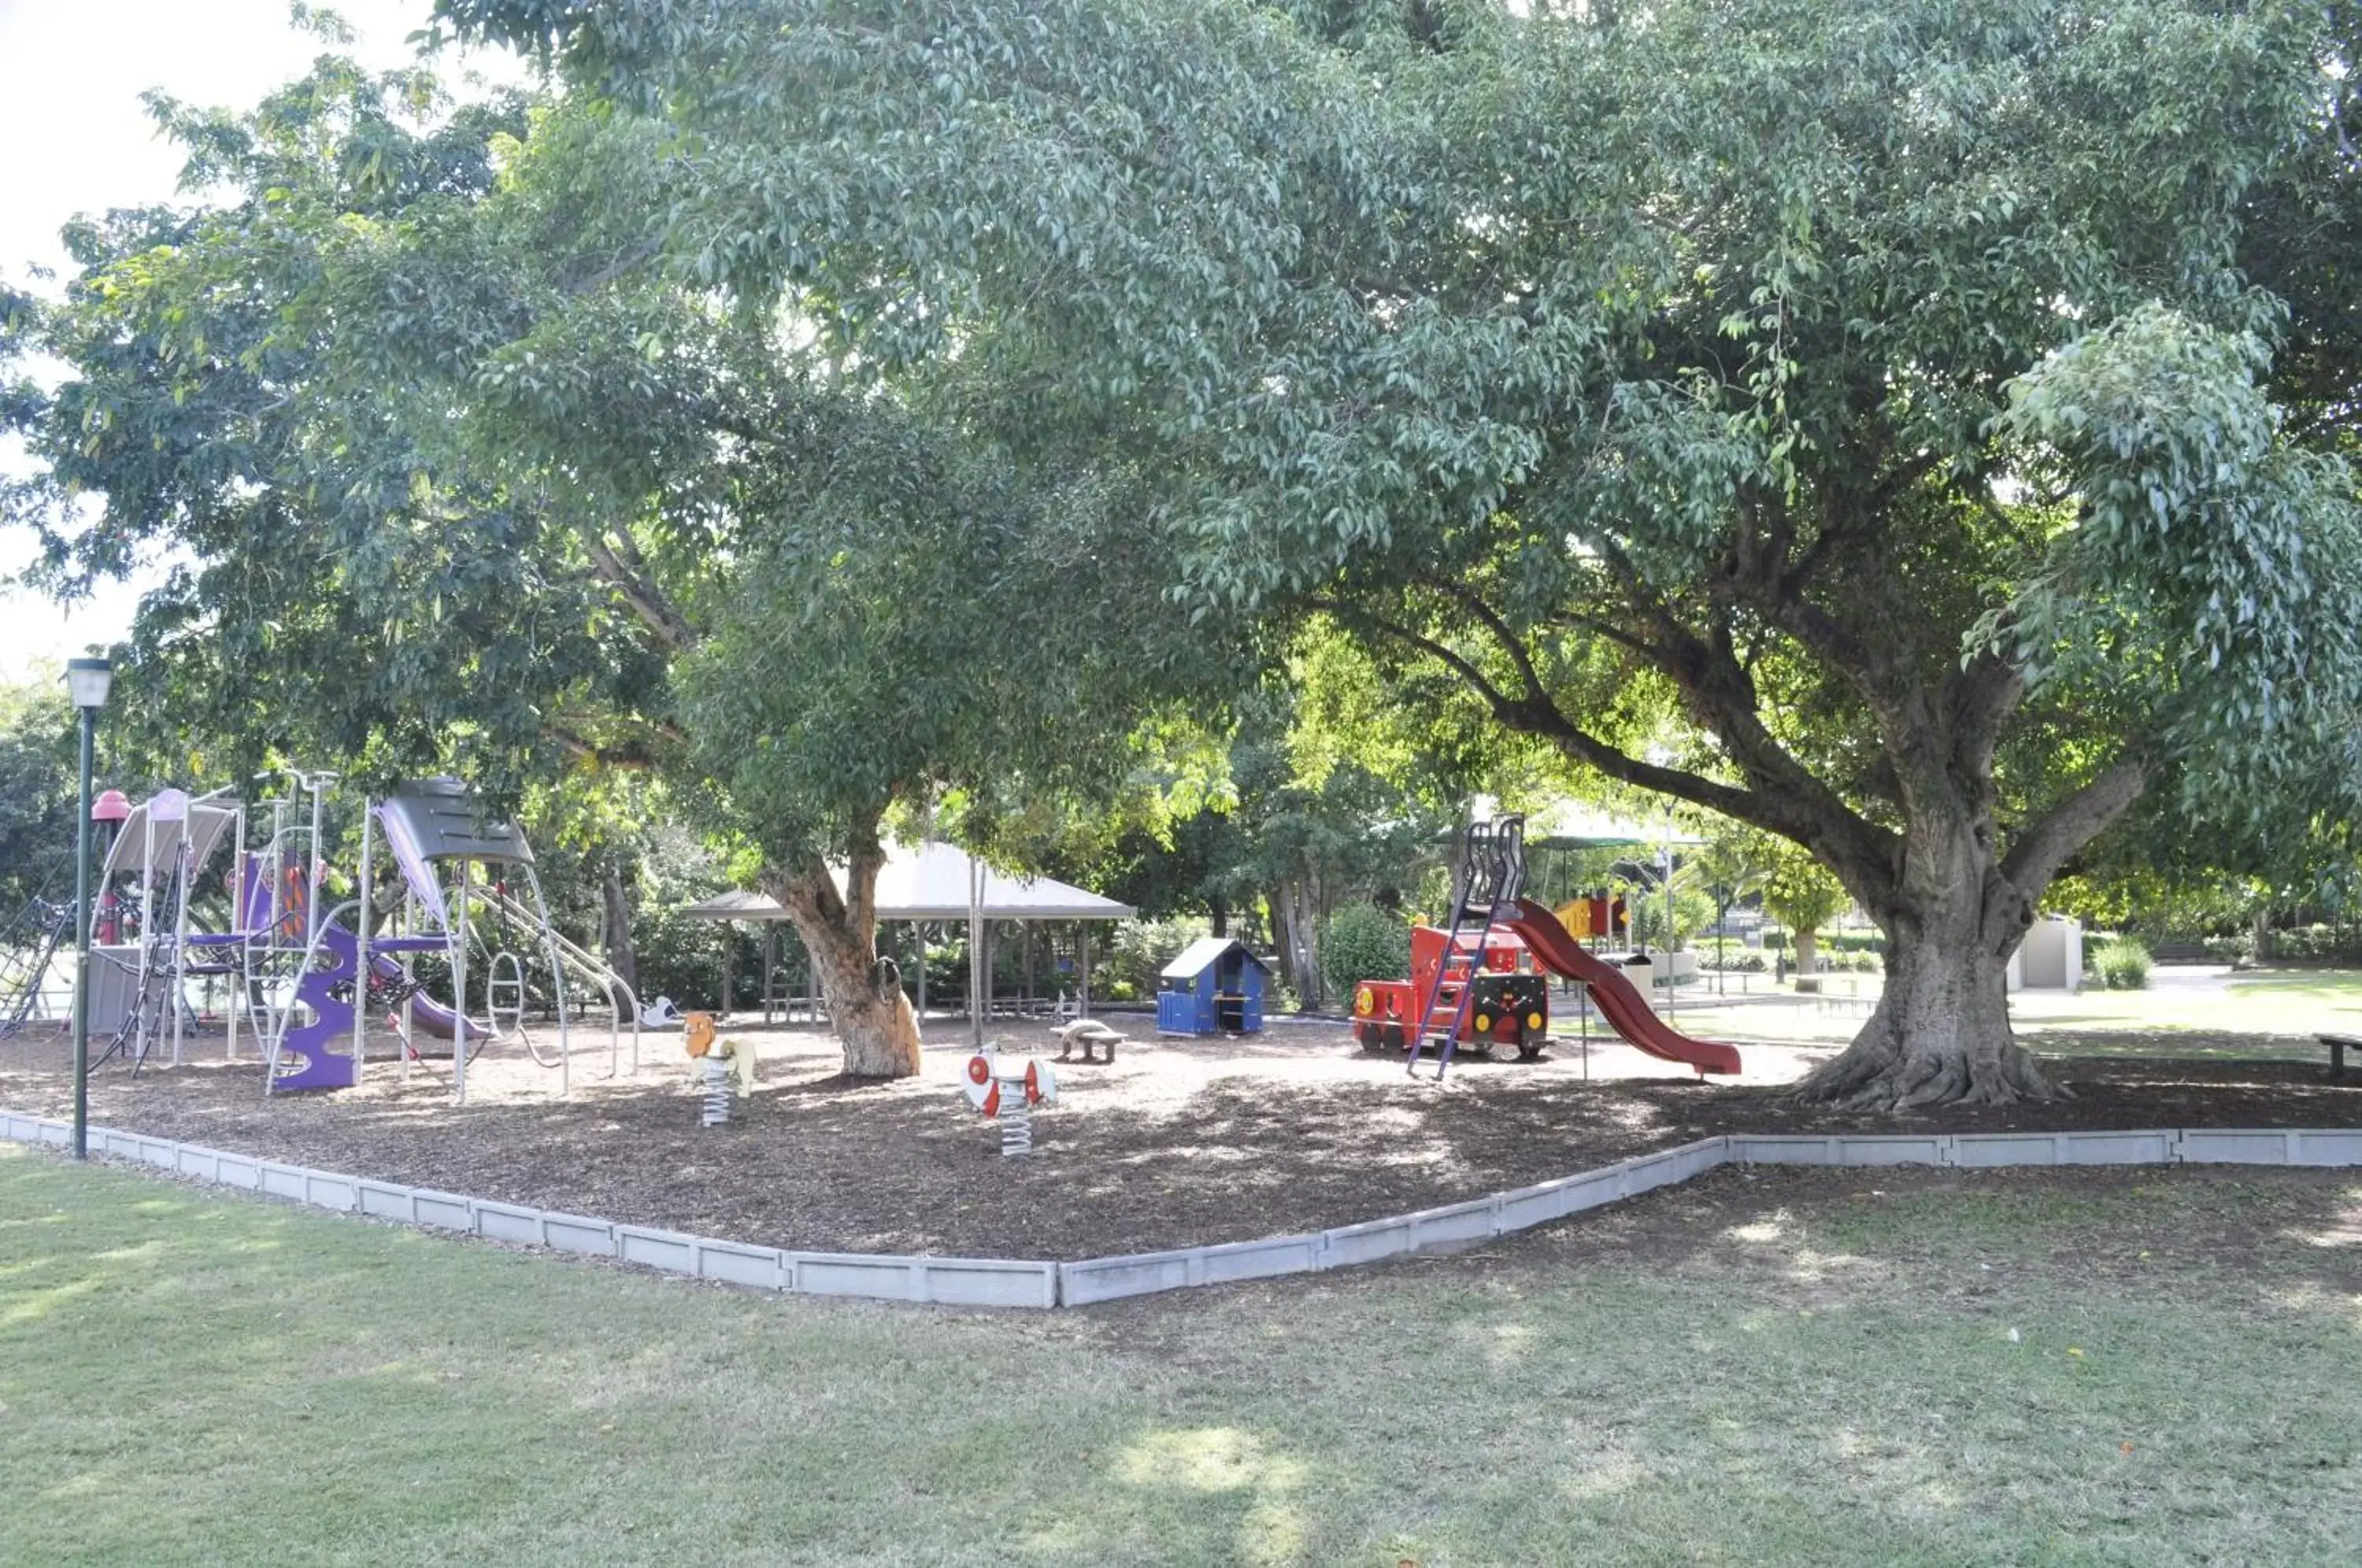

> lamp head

[
  {"left": 63, "top": 657, "right": 113, "bottom": 711},
  {"left": 91, "top": 789, "right": 131, "bottom": 824}
]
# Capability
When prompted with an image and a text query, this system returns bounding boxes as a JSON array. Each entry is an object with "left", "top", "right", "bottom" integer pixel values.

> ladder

[
  {"left": 1406, "top": 815, "right": 1527, "bottom": 1082},
  {"left": 0, "top": 899, "right": 73, "bottom": 1037}
]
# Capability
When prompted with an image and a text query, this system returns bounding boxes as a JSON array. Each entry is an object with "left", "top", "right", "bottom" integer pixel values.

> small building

[{"left": 1156, "top": 937, "right": 1269, "bottom": 1036}]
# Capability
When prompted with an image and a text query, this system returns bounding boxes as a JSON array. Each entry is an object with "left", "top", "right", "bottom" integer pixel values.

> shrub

[
  {"left": 632, "top": 904, "right": 731, "bottom": 1008},
  {"left": 1322, "top": 902, "right": 1410, "bottom": 999},
  {"left": 2092, "top": 937, "right": 2153, "bottom": 990},
  {"left": 1107, "top": 917, "right": 1205, "bottom": 997}
]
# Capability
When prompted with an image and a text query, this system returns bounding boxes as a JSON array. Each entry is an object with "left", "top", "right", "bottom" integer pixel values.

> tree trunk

[
  {"left": 1271, "top": 875, "right": 1322, "bottom": 1010},
  {"left": 1794, "top": 926, "right": 2058, "bottom": 1108},
  {"left": 765, "top": 839, "right": 923, "bottom": 1079},
  {"left": 1790, "top": 927, "right": 1820, "bottom": 993},
  {"left": 1794, "top": 814, "right": 2059, "bottom": 1109},
  {"left": 601, "top": 869, "right": 639, "bottom": 993}
]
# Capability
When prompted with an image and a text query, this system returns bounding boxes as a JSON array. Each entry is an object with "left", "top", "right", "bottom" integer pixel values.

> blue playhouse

[{"left": 1155, "top": 937, "right": 1268, "bottom": 1036}]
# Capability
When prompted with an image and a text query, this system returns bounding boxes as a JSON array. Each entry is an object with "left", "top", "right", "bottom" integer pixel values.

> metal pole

[
  {"left": 399, "top": 886, "right": 416, "bottom": 1083},
  {"left": 354, "top": 802, "right": 373, "bottom": 1086},
  {"left": 71, "top": 707, "right": 94, "bottom": 1160},
  {"left": 1664, "top": 846, "right": 1676, "bottom": 1030},
  {"left": 969, "top": 858, "right": 985, "bottom": 1049},
  {"left": 304, "top": 774, "right": 327, "bottom": 958},
  {"left": 226, "top": 800, "right": 244, "bottom": 1063},
  {"left": 454, "top": 859, "right": 470, "bottom": 1104},
  {"left": 520, "top": 867, "right": 570, "bottom": 1096},
  {"left": 1581, "top": 983, "right": 1590, "bottom": 1081},
  {"left": 170, "top": 828, "right": 194, "bottom": 1067}
]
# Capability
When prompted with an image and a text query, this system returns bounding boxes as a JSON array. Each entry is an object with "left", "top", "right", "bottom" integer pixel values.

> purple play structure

[{"left": 258, "top": 778, "right": 639, "bottom": 1100}]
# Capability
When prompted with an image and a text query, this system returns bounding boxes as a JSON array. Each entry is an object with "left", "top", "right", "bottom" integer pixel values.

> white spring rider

[{"left": 961, "top": 1048, "right": 1057, "bottom": 1156}]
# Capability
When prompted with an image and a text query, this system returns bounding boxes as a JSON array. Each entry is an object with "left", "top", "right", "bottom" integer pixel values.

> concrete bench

[{"left": 2319, "top": 1034, "right": 2361, "bottom": 1078}]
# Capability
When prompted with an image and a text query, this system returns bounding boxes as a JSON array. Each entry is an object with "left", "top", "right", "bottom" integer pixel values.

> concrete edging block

[
  {"left": 472, "top": 1200, "right": 547, "bottom": 1246},
  {"left": 696, "top": 1239, "right": 788, "bottom": 1291},
  {"left": 213, "top": 1150, "right": 263, "bottom": 1192},
  {"left": 616, "top": 1226, "right": 699, "bottom": 1275},
  {"left": 259, "top": 1161, "right": 309, "bottom": 1200},
  {"left": 1194, "top": 1233, "right": 1326, "bottom": 1285},
  {"left": 1728, "top": 1135, "right": 1842, "bottom": 1165},
  {"left": 2058, "top": 1130, "right": 2176, "bottom": 1165},
  {"left": 1949, "top": 1133, "right": 2073, "bottom": 1169},
  {"left": 1622, "top": 1146, "right": 1708, "bottom": 1195},
  {"left": 1827, "top": 1135, "right": 1949, "bottom": 1168},
  {"left": 1057, "top": 1249, "right": 1196, "bottom": 1306},
  {"left": 175, "top": 1145, "right": 224, "bottom": 1182},
  {"left": 542, "top": 1212, "right": 618, "bottom": 1257},
  {"left": 1321, "top": 1215, "right": 1416, "bottom": 1268},
  {"left": 1489, "top": 1179, "right": 1586, "bottom": 1233},
  {"left": 792, "top": 1252, "right": 924, "bottom": 1300},
  {"left": 302, "top": 1170, "right": 359, "bottom": 1212},
  {"left": 1400, "top": 1200, "right": 1494, "bottom": 1250},
  {"left": 2290, "top": 1130, "right": 2362, "bottom": 1166},
  {"left": 410, "top": 1189, "right": 474, "bottom": 1230},
  {"left": 2178, "top": 1128, "right": 2297, "bottom": 1165},
  {"left": 913, "top": 1259, "right": 1060, "bottom": 1309},
  {"left": 358, "top": 1179, "right": 419, "bottom": 1224}
]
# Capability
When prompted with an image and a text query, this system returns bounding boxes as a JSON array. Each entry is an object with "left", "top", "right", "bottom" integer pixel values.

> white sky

[{"left": 0, "top": 0, "right": 518, "bottom": 682}]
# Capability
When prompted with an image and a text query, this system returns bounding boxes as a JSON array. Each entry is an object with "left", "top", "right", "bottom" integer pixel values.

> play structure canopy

[{"left": 679, "top": 841, "right": 1135, "bottom": 923}]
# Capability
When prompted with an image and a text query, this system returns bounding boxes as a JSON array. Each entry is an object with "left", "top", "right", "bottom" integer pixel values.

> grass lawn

[{"left": 6, "top": 1147, "right": 2362, "bottom": 1564}]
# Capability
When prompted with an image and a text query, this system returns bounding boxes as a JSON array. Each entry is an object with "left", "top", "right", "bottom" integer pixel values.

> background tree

[
  {"left": 1757, "top": 839, "right": 1850, "bottom": 993},
  {"left": 435, "top": 0, "right": 2362, "bottom": 1108},
  {"left": 0, "top": 676, "right": 77, "bottom": 916}
]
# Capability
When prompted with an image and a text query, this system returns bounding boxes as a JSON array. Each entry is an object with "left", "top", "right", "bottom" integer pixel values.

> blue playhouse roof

[{"left": 1160, "top": 937, "right": 1270, "bottom": 980}]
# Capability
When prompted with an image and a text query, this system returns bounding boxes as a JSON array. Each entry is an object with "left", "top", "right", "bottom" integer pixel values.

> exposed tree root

[{"left": 1791, "top": 1020, "right": 2068, "bottom": 1111}]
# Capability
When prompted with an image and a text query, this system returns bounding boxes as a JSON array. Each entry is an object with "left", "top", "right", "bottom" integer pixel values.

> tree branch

[
  {"left": 582, "top": 528, "right": 694, "bottom": 651},
  {"left": 1999, "top": 761, "right": 2147, "bottom": 896}
]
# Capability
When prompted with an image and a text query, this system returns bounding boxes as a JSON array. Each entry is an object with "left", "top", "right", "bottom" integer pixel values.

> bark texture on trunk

[
  {"left": 1798, "top": 930, "right": 2057, "bottom": 1108},
  {"left": 766, "top": 841, "right": 922, "bottom": 1079},
  {"left": 1271, "top": 874, "right": 1323, "bottom": 1009},
  {"left": 1790, "top": 928, "right": 1820, "bottom": 994},
  {"left": 1795, "top": 811, "right": 2060, "bottom": 1108},
  {"left": 601, "top": 869, "right": 639, "bottom": 993}
]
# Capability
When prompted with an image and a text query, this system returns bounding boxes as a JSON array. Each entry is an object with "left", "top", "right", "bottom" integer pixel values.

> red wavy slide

[{"left": 1506, "top": 897, "right": 1743, "bottom": 1075}]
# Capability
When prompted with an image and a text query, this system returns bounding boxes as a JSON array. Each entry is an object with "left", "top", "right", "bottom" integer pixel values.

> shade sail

[{"left": 680, "top": 841, "right": 1135, "bottom": 923}]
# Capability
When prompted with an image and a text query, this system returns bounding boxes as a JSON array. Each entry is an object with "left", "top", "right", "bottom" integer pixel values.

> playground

[{"left": 6, "top": 966, "right": 2360, "bottom": 1260}]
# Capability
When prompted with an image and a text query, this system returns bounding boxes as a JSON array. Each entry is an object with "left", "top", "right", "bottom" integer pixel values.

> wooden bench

[{"left": 2319, "top": 1034, "right": 2361, "bottom": 1078}]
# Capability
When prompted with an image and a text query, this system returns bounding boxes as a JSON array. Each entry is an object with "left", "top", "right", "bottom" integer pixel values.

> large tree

[
  {"left": 432, "top": 0, "right": 2362, "bottom": 1107},
  {"left": 3, "top": 59, "right": 1223, "bottom": 1076}
]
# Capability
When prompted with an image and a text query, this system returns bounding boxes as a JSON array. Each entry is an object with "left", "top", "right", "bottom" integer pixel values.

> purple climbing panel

[{"left": 272, "top": 924, "right": 360, "bottom": 1093}]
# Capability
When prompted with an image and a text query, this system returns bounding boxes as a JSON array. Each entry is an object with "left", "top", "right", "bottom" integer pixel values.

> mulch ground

[{"left": 5, "top": 1016, "right": 2359, "bottom": 1260}]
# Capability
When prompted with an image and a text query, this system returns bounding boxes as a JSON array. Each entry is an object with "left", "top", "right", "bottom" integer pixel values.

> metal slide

[{"left": 1504, "top": 897, "right": 1743, "bottom": 1076}]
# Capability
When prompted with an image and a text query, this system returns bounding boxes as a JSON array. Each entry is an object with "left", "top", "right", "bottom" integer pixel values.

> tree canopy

[
  {"left": 419, "top": 0, "right": 2362, "bottom": 1105},
  {"left": 2, "top": 56, "right": 1233, "bottom": 1074}
]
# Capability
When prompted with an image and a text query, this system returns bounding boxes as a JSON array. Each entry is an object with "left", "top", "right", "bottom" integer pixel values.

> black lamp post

[{"left": 65, "top": 656, "right": 113, "bottom": 1160}]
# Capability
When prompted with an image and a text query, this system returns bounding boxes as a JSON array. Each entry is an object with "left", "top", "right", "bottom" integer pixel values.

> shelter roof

[{"left": 681, "top": 841, "right": 1135, "bottom": 923}]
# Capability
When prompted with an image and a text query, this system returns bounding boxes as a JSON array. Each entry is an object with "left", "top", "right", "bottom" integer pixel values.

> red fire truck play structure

[
  {"left": 1352, "top": 924, "right": 1549, "bottom": 1061},
  {"left": 1353, "top": 812, "right": 1744, "bottom": 1081}
]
